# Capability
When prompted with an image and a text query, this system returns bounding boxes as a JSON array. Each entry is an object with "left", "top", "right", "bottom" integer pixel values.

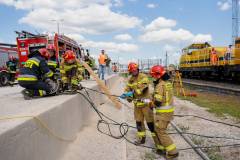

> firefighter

[
  {"left": 84, "top": 49, "right": 94, "bottom": 79},
  {"left": 18, "top": 48, "right": 55, "bottom": 100},
  {"left": 112, "top": 63, "right": 118, "bottom": 73},
  {"left": 120, "top": 62, "right": 161, "bottom": 148},
  {"left": 6, "top": 55, "right": 18, "bottom": 84},
  {"left": 47, "top": 44, "right": 58, "bottom": 71},
  {"left": 60, "top": 50, "right": 84, "bottom": 92},
  {"left": 149, "top": 65, "right": 179, "bottom": 159}
]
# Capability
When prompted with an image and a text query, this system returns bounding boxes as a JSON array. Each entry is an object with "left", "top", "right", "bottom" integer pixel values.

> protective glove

[
  {"left": 120, "top": 91, "right": 134, "bottom": 99},
  {"left": 142, "top": 98, "right": 151, "bottom": 104},
  {"left": 126, "top": 98, "right": 132, "bottom": 103}
]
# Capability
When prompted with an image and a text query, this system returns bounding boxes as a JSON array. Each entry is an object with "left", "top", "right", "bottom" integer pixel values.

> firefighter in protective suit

[
  {"left": 60, "top": 50, "right": 84, "bottom": 92},
  {"left": 150, "top": 65, "right": 179, "bottom": 159},
  {"left": 121, "top": 62, "right": 161, "bottom": 148},
  {"left": 18, "top": 48, "right": 55, "bottom": 100},
  {"left": 47, "top": 44, "right": 58, "bottom": 71},
  {"left": 6, "top": 55, "right": 18, "bottom": 85}
]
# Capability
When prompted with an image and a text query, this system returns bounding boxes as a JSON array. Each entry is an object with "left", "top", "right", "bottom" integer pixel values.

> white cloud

[
  {"left": 0, "top": 0, "right": 141, "bottom": 35},
  {"left": 66, "top": 33, "right": 138, "bottom": 53},
  {"left": 65, "top": 33, "right": 86, "bottom": 42},
  {"left": 144, "top": 17, "right": 177, "bottom": 31},
  {"left": 113, "top": 0, "right": 123, "bottom": 7},
  {"left": 83, "top": 41, "right": 138, "bottom": 53},
  {"left": 164, "top": 44, "right": 177, "bottom": 52},
  {"left": 140, "top": 28, "right": 192, "bottom": 43},
  {"left": 147, "top": 3, "right": 158, "bottom": 9},
  {"left": 140, "top": 17, "right": 212, "bottom": 44},
  {"left": 140, "top": 28, "right": 212, "bottom": 44},
  {"left": 0, "top": 0, "right": 111, "bottom": 10},
  {"left": 217, "top": 0, "right": 231, "bottom": 11},
  {"left": 114, "top": 34, "right": 132, "bottom": 41},
  {"left": 193, "top": 34, "right": 212, "bottom": 43}
]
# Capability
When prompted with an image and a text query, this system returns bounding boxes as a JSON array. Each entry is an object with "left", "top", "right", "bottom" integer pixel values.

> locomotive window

[{"left": 235, "top": 40, "right": 240, "bottom": 44}]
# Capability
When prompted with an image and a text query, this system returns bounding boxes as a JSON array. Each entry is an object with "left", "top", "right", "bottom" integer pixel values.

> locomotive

[{"left": 179, "top": 40, "right": 240, "bottom": 81}]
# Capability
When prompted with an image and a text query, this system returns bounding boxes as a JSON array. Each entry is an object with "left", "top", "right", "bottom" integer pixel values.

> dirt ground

[
  {"left": 119, "top": 78, "right": 240, "bottom": 160},
  {"left": 61, "top": 77, "right": 240, "bottom": 160},
  {"left": 173, "top": 98, "right": 240, "bottom": 160}
]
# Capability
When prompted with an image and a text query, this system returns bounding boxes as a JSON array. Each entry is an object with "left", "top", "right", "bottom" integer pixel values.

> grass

[
  {"left": 190, "top": 136, "right": 204, "bottom": 146},
  {"left": 175, "top": 85, "right": 240, "bottom": 119},
  {"left": 205, "top": 148, "right": 223, "bottom": 160},
  {"left": 177, "top": 124, "right": 190, "bottom": 132},
  {"left": 142, "top": 151, "right": 157, "bottom": 160},
  {"left": 119, "top": 72, "right": 129, "bottom": 78},
  {"left": 190, "top": 137, "right": 224, "bottom": 160}
]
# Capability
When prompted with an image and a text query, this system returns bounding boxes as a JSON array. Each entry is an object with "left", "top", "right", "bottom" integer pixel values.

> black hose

[{"left": 77, "top": 89, "right": 240, "bottom": 153}]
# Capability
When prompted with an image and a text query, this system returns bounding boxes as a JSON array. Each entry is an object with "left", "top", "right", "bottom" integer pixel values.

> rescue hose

[
  {"left": 0, "top": 88, "right": 239, "bottom": 152},
  {"left": 83, "top": 86, "right": 240, "bottom": 130},
  {"left": 78, "top": 88, "right": 240, "bottom": 152}
]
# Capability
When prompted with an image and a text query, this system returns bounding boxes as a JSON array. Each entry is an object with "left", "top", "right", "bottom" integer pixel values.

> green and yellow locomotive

[{"left": 179, "top": 41, "right": 240, "bottom": 81}]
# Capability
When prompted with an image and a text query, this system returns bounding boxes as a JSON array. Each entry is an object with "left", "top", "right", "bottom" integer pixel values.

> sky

[{"left": 0, "top": 0, "right": 234, "bottom": 64}]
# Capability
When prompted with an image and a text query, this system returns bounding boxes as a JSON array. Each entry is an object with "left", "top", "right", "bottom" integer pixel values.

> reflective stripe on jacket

[
  {"left": 18, "top": 55, "right": 53, "bottom": 82},
  {"left": 17, "top": 74, "right": 38, "bottom": 81},
  {"left": 124, "top": 73, "right": 150, "bottom": 103},
  {"left": 153, "top": 80, "right": 174, "bottom": 113}
]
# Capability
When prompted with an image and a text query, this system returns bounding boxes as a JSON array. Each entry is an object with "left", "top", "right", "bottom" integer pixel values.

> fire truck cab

[
  {"left": 16, "top": 31, "right": 83, "bottom": 67},
  {"left": 0, "top": 43, "right": 18, "bottom": 86}
]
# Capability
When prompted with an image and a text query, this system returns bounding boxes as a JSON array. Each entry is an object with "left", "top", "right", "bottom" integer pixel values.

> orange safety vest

[
  {"left": 211, "top": 50, "right": 218, "bottom": 65},
  {"left": 99, "top": 54, "right": 106, "bottom": 65}
]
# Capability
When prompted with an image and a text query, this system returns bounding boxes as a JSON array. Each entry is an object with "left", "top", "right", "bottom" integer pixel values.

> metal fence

[{"left": 118, "top": 58, "right": 163, "bottom": 73}]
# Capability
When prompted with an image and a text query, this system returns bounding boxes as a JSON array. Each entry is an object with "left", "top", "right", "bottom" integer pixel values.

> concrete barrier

[{"left": 0, "top": 75, "right": 119, "bottom": 160}]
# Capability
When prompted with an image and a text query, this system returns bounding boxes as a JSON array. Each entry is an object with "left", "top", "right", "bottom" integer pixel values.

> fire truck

[
  {"left": 16, "top": 30, "right": 83, "bottom": 67},
  {"left": 0, "top": 43, "right": 18, "bottom": 86},
  {"left": 16, "top": 31, "right": 84, "bottom": 93}
]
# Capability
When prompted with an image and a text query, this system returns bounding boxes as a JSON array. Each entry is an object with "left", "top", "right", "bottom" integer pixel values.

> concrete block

[{"left": 0, "top": 75, "right": 119, "bottom": 160}]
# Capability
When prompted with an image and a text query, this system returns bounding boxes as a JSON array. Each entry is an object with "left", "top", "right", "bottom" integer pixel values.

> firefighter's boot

[
  {"left": 156, "top": 149, "right": 166, "bottom": 156},
  {"left": 9, "top": 81, "right": 14, "bottom": 87},
  {"left": 135, "top": 122, "right": 146, "bottom": 144},
  {"left": 166, "top": 152, "right": 179, "bottom": 159},
  {"left": 135, "top": 135, "right": 146, "bottom": 145},
  {"left": 72, "top": 83, "right": 83, "bottom": 91},
  {"left": 21, "top": 89, "right": 33, "bottom": 100},
  {"left": 151, "top": 133, "right": 165, "bottom": 155},
  {"left": 63, "top": 83, "right": 69, "bottom": 91}
]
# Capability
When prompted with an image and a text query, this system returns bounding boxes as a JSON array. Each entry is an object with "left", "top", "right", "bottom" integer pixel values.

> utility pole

[
  {"left": 165, "top": 51, "right": 168, "bottom": 67},
  {"left": 51, "top": 19, "right": 64, "bottom": 34},
  {"left": 232, "top": 0, "right": 239, "bottom": 45}
]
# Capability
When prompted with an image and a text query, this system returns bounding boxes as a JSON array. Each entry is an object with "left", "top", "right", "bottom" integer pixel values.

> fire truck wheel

[{"left": 0, "top": 72, "right": 9, "bottom": 86}]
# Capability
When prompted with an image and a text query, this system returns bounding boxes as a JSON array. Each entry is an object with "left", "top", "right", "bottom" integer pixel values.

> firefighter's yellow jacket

[
  {"left": 153, "top": 80, "right": 175, "bottom": 113},
  {"left": 125, "top": 73, "right": 150, "bottom": 107}
]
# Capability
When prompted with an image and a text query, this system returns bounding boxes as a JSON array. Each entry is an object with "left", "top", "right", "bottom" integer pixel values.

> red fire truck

[
  {"left": 0, "top": 43, "right": 18, "bottom": 86},
  {"left": 16, "top": 30, "right": 83, "bottom": 66}
]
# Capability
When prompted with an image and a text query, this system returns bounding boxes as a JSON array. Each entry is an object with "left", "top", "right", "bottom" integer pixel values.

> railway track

[
  {"left": 182, "top": 78, "right": 240, "bottom": 96},
  {"left": 170, "top": 122, "right": 211, "bottom": 160}
]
